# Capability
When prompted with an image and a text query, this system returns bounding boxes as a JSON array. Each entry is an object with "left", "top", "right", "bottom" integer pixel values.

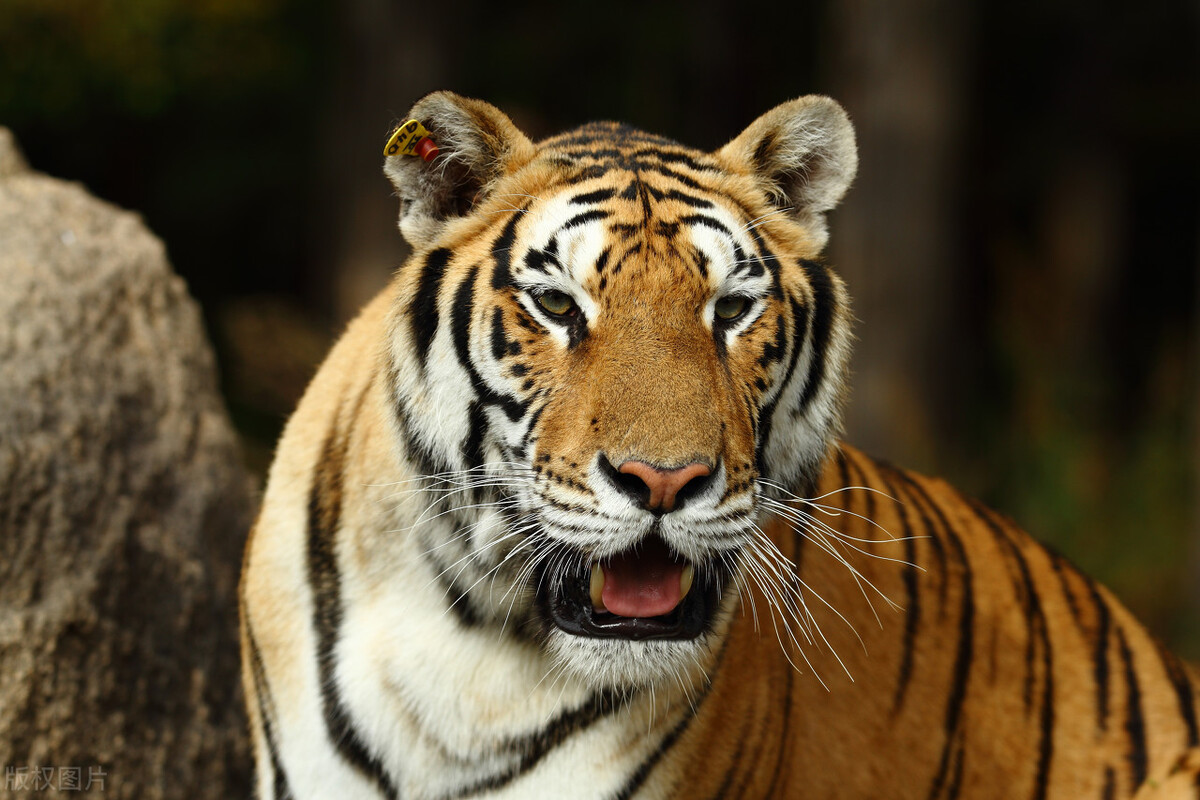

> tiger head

[{"left": 382, "top": 92, "right": 856, "bottom": 689}]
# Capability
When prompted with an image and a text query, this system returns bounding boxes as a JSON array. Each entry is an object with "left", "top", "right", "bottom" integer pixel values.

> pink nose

[{"left": 617, "top": 461, "right": 713, "bottom": 513}]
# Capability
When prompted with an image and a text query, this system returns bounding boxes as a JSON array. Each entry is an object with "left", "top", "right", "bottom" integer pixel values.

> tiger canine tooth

[
  {"left": 680, "top": 563, "right": 695, "bottom": 600},
  {"left": 590, "top": 562, "right": 605, "bottom": 610}
]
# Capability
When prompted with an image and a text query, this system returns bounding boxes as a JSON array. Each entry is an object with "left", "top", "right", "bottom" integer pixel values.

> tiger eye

[
  {"left": 714, "top": 295, "right": 749, "bottom": 321},
  {"left": 536, "top": 290, "right": 576, "bottom": 317}
]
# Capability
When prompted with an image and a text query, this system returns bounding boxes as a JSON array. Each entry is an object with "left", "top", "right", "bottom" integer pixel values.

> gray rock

[{"left": 0, "top": 127, "right": 253, "bottom": 798}]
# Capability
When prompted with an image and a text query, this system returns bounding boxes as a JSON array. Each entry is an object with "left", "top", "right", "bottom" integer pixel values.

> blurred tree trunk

[
  {"left": 1191, "top": 221, "right": 1200, "bottom": 655},
  {"left": 825, "top": 0, "right": 972, "bottom": 469},
  {"left": 316, "top": 0, "right": 452, "bottom": 326}
]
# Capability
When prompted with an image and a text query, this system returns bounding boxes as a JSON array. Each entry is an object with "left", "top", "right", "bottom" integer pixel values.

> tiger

[{"left": 239, "top": 91, "right": 1200, "bottom": 799}]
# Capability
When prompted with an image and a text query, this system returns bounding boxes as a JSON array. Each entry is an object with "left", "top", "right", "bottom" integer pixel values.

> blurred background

[{"left": 2, "top": 0, "right": 1196, "bottom": 657}]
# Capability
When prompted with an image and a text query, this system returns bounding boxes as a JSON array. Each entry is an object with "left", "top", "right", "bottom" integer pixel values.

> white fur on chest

[{"left": 332, "top": 496, "right": 680, "bottom": 799}]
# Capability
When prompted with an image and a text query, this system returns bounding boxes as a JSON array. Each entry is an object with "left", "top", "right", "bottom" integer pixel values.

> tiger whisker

[
  {"left": 760, "top": 498, "right": 922, "bottom": 572},
  {"left": 766, "top": 507, "right": 904, "bottom": 624},
  {"left": 735, "top": 541, "right": 827, "bottom": 687},
  {"left": 745, "top": 520, "right": 867, "bottom": 673}
]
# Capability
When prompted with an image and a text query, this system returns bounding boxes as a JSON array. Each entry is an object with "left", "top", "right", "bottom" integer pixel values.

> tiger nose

[{"left": 613, "top": 460, "right": 714, "bottom": 513}]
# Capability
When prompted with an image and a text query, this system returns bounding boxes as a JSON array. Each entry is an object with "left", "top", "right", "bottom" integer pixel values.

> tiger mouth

[{"left": 540, "top": 534, "right": 725, "bottom": 641}]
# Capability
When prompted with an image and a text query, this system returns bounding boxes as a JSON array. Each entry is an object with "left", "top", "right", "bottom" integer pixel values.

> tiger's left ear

[
  {"left": 384, "top": 92, "right": 536, "bottom": 249},
  {"left": 718, "top": 96, "right": 858, "bottom": 251}
]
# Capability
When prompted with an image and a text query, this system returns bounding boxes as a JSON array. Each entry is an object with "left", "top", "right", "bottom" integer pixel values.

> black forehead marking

[
  {"left": 570, "top": 188, "right": 617, "bottom": 205},
  {"left": 524, "top": 245, "right": 561, "bottom": 275},
  {"left": 561, "top": 208, "right": 611, "bottom": 231},
  {"left": 490, "top": 206, "right": 526, "bottom": 290},
  {"left": 595, "top": 246, "right": 612, "bottom": 274},
  {"left": 660, "top": 189, "right": 714, "bottom": 209},
  {"left": 677, "top": 213, "right": 735, "bottom": 239}
]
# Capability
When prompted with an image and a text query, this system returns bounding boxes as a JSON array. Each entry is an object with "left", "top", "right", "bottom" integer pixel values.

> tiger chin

[{"left": 240, "top": 92, "right": 1199, "bottom": 799}]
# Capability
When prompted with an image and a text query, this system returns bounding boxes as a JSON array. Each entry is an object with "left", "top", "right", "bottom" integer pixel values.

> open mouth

[{"left": 540, "top": 534, "right": 725, "bottom": 640}]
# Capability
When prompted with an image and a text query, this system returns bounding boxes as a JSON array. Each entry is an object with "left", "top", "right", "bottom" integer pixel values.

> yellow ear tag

[{"left": 384, "top": 119, "right": 438, "bottom": 161}]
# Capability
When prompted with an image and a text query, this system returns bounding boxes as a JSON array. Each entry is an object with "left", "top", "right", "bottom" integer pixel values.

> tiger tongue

[{"left": 600, "top": 539, "right": 684, "bottom": 619}]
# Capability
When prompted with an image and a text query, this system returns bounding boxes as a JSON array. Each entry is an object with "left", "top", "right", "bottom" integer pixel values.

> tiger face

[{"left": 382, "top": 93, "right": 856, "bottom": 689}]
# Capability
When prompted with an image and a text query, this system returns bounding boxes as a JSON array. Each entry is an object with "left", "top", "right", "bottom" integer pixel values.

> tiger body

[{"left": 240, "top": 93, "right": 1200, "bottom": 799}]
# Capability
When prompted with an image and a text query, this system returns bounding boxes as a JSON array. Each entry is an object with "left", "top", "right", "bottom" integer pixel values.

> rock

[{"left": 0, "top": 127, "right": 253, "bottom": 798}]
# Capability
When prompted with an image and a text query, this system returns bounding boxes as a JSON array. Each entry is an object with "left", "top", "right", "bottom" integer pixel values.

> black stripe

[
  {"left": 547, "top": 125, "right": 677, "bottom": 150},
  {"left": 426, "top": 544, "right": 482, "bottom": 629},
  {"left": 595, "top": 246, "right": 612, "bottom": 274},
  {"left": 563, "top": 208, "right": 611, "bottom": 230},
  {"left": 570, "top": 188, "right": 616, "bottom": 205},
  {"left": 965, "top": 497, "right": 1036, "bottom": 711},
  {"left": 732, "top": 243, "right": 766, "bottom": 277},
  {"left": 641, "top": 161, "right": 708, "bottom": 191},
  {"left": 450, "top": 267, "right": 528, "bottom": 424},
  {"left": 1033, "top": 621, "right": 1056, "bottom": 800},
  {"left": 611, "top": 242, "right": 641, "bottom": 275},
  {"left": 1102, "top": 766, "right": 1116, "bottom": 800},
  {"left": 307, "top": 387, "right": 399, "bottom": 799},
  {"left": 612, "top": 708, "right": 698, "bottom": 799},
  {"left": 1115, "top": 624, "right": 1148, "bottom": 791},
  {"left": 945, "top": 738, "right": 966, "bottom": 800},
  {"left": 1048, "top": 554, "right": 1087, "bottom": 638},
  {"left": 411, "top": 248, "right": 452, "bottom": 370},
  {"left": 842, "top": 452, "right": 878, "bottom": 526},
  {"left": 631, "top": 147, "right": 718, "bottom": 173},
  {"left": 754, "top": 295, "right": 808, "bottom": 475},
  {"left": 834, "top": 449, "right": 851, "bottom": 503},
  {"left": 757, "top": 313, "right": 788, "bottom": 368},
  {"left": 655, "top": 220, "right": 681, "bottom": 239},
  {"left": 1156, "top": 645, "right": 1199, "bottom": 747},
  {"left": 611, "top": 638, "right": 731, "bottom": 799},
  {"left": 385, "top": 363, "right": 447, "bottom": 480},
  {"left": 460, "top": 399, "right": 487, "bottom": 474},
  {"left": 246, "top": 617, "right": 293, "bottom": 800},
  {"left": 564, "top": 147, "right": 631, "bottom": 162},
  {"left": 661, "top": 189, "right": 714, "bottom": 208},
  {"left": 564, "top": 164, "right": 611, "bottom": 185},
  {"left": 1084, "top": 576, "right": 1113, "bottom": 731},
  {"left": 965, "top": 498, "right": 1056, "bottom": 800},
  {"left": 876, "top": 465, "right": 920, "bottom": 716},
  {"left": 447, "top": 690, "right": 627, "bottom": 798},
  {"left": 762, "top": 663, "right": 795, "bottom": 796},
  {"left": 490, "top": 307, "right": 510, "bottom": 362},
  {"left": 678, "top": 213, "right": 735, "bottom": 239},
  {"left": 524, "top": 246, "right": 560, "bottom": 274},
  {"left": 635, "top": 179, "right": 654, "bottom": 219},
  {"left": 793, "top": 259, "right": 834, "bottom": 414},
  {"left": 513, "top": 402, "right": 546, "bottom": 462},
  {"left": 893, "top": 473, "right": 974, "bottom": 800},
  {"left": 491, "top": 211, "right": 523, "bottom": 289}
]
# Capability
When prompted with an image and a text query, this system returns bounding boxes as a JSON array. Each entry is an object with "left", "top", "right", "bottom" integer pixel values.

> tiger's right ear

[{"left": 383, "top": 92, "right": 536, "bottom": 249}]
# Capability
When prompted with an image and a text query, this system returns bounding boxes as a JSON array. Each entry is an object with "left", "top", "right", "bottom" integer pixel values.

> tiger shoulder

[{"left": 239, "top": 91, "right": 1200, "bottom": 799}]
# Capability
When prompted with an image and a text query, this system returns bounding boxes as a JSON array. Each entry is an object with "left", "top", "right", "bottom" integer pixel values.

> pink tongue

[{"left": 600, "top": 539, "right": 684, "bottom": 619}]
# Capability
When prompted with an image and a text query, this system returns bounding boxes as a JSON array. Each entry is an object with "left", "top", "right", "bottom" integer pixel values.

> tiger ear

[
  {"left": 383, "top": 92, "right": 536, "bottom": 249},
  {"left": 718, "top": 96, "right": 858, "bottom": 251}
]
